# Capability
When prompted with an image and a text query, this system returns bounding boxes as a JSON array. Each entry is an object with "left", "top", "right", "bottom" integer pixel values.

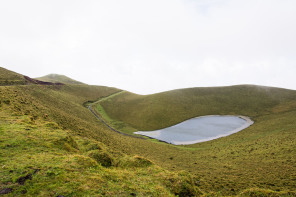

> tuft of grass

[
  {"left": 54, "top": 135, "right": 80, "bottom": 152},
  {"left": 88, "top": 150, "right": 114, "bottom": 167},
  {"left": 163, "top": 171, "right": 203, "bottom": 197},
  {"left": 116, "top": 155, "right": 154, "bottom": 168},
  {"left": 44, "top": 122, "right": 60, "bottom": 129}
]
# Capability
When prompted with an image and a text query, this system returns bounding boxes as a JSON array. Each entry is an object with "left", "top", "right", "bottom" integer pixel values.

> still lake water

[{"left": 134, "top": 115, "right": 253, "bottom": 145}]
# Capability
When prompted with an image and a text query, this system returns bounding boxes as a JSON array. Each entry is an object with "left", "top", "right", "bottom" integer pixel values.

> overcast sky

[{"left": 1, "top": 0, "right": 295, "bottom": 94}]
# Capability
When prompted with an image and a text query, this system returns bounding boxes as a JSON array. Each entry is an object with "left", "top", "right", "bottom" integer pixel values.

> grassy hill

[
  {"left": 95, "top": 85, "right": 296, "bottom": 195},
  {"left": 0, "top": 68, "right": 203, "bottom": 196},
  {"left": 1, "top": 67, "right": 296, "bottom": 196},
  {"left": 98, "top": 85, "right": 296, "bottom": 130},
  {"left": 0, "top": 89, "right": 202, "bottom": 196},
  {"left": 0, "top": 67, "right": 27, "bottom": 85},
  {"left": 35, "top": 74, "right": 85, "bottom": 85}
]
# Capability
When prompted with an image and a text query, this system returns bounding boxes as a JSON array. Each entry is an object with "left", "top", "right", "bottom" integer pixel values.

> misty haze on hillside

[{"left": 1, "top": 0, "right": 295, "bottom": 94}]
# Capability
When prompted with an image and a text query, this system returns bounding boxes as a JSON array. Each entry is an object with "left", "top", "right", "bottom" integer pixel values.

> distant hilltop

[
  {"left": 0, "top": 67, "right": 61, "bottom": 86},
  {"left": 0, "top": 67, "right": 85, "bottom": 86},
  {"left": 35, "top": 74, "right": 85, "bottom": 85}
]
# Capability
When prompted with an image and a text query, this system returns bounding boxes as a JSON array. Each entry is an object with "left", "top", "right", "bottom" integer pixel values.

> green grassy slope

[
  {"left": 0, "top": 85, "right": 202, "bottom": 196},
  {"left": 35, "top": 74, "right": 85, "bottom": 85},
  {"left": 96, "top": 85, "right": 296, "bottom": 195},
  {"left": 0, "top": 67, "right": 27, "bottom": 85},
  {"left": 99, "top": 85, "right": 296, "bottom": 130},
  {"left": 91, "top": 91, "right": 138, "bottom": 135},
  {"left": 1, "top": 67, "right": 296, "bottom": 196}
]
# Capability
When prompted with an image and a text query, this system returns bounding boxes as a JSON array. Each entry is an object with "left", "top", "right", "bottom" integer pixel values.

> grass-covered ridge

[
  {"left": 96, "top": 85, "right": 296, "bottom": 195},
  {"left": 0, "top": 85, "right": 202, "bottom": 196},
  {"left": 1, "top": 67, "right": 296, "bottom": 196},
  {"left": 35, "top": 74, "right": 85, "bottom": 85},
  {"left": 99, "top": 85, "right": 296, "bottom": 131},
  {"left": 0, "top": 67, "right": 27, "bottom": 85}
]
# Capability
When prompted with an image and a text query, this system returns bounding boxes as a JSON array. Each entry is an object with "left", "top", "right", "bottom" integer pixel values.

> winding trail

[{"left": 88, "top": 91, "right": 145, "bottom": 139}]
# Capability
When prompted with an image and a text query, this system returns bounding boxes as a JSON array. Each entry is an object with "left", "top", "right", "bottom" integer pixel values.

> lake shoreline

[{"left": 134, "top": 115, "right": 254, "bottom": 145}]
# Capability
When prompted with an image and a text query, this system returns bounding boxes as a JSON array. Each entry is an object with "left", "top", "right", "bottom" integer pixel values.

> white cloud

[{"left": 0, "top": 0, "right": 295, "bottom": 94}]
